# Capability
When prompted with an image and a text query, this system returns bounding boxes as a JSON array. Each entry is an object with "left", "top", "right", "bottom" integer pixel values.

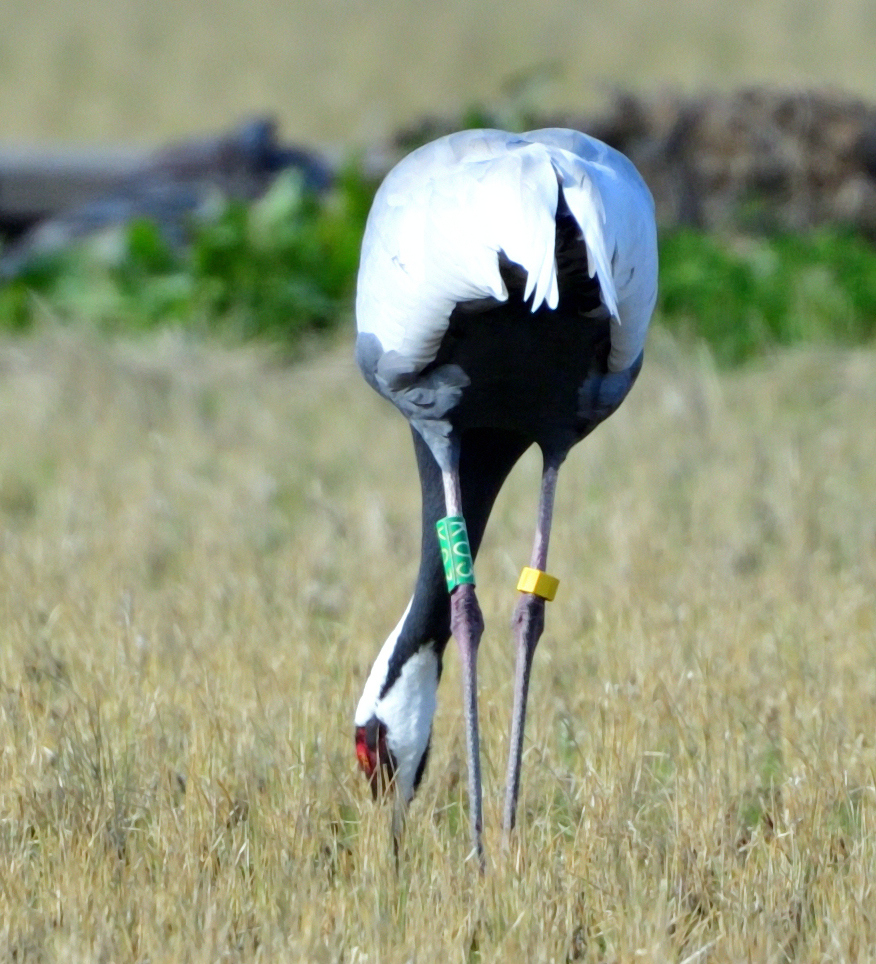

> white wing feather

[{"left": 356, "top": 128, "right": 657, "bottom": 374}]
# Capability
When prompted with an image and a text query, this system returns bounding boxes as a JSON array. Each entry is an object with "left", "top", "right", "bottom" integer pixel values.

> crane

[{"left": 353, "top": 128, "right": 658, "bottom": 863}]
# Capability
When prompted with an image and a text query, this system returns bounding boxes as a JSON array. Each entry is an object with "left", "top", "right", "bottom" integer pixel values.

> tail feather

[{"left": 549, "top": 154, "right": 619, "bottom": 322}]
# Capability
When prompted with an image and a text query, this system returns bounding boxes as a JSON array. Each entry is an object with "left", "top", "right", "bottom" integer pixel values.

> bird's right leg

[
  {"left": 502, "top": 457, "right": 560, "bottom": 841},
  {"left": 440, "top": 465, "right": 486, "bottom": 867}
]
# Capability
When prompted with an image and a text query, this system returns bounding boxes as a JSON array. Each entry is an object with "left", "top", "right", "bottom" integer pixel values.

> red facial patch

[
  {"left": 355, "top": 726, "right": 376, "bottom": 777},
  {"left": 355, "top": 719, "right": 395, "bottom": 800}
]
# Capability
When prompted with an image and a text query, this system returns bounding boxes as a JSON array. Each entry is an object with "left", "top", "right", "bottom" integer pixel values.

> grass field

[
  {"left": 0, "top": 325, "right": 874, "bottom": 961},
  {"left": 2, "top": 0, "right": 876, "bottom": 146}
]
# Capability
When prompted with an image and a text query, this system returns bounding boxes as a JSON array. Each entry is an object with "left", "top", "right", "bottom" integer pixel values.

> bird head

[
  {"left": 354, "top": 716, "right": 395, "bottom": 799},
  {"left": 354, "top": 609, "right": 439, "bottom": 804}
]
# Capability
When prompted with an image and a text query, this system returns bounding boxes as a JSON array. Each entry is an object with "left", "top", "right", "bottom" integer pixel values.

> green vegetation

[
  {"left": 2, "top": 170, "right": 876, "bottom": 363},
  {"left": 658, "top": 229, "right": 876, "bottom": 365},
  {"left": 0, "top": 166, "right": 374, "bottom": 349}
]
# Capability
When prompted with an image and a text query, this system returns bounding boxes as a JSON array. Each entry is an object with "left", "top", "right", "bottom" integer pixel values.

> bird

[{"left": 353, "top": 127, "right": 658, "bottom": 863}]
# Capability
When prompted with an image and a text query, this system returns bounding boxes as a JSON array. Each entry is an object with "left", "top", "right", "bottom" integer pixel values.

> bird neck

[
  {"left": 361, "top": 426, "right": 531, "bottom": 710},
  {"left": 355, "top": 427, "right": 531, "bottom": 768},
  {"left": 401, "top": 427, "right": 532, "bottom": 663}
]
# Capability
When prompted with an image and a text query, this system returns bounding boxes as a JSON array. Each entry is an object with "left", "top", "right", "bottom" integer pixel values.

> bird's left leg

[
  {"left": 440, "top": 465, "right": 486, "bottom": 867},
  {"left": 502, "top": 456, "right": 561, "bottom": 840}
]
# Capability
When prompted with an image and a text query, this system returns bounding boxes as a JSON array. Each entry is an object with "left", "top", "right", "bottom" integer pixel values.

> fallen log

[{"left": 0, "top": 117, "right": 332, "bottom": 279}]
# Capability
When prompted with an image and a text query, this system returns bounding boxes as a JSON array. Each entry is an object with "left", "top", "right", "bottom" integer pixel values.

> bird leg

[
  {"left": 442, "top": 468, "right": 486, "bottom": 867},
  {"left": 503, "top": 458, "right": 560, "bottom": 840}
]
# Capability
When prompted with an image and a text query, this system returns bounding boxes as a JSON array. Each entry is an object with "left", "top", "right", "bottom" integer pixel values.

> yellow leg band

[{"left": 517, "top": 567, "right": 559, "bottom": 601}]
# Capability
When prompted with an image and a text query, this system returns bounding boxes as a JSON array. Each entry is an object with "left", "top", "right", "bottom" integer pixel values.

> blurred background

[
  {"left": 2, "top": 0, "right": 876, "bottom": 147},
  {"left": 2, "top": 0, "right": 876, "bottom": 358}
]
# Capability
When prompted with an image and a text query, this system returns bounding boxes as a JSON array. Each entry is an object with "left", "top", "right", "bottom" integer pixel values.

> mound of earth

[{"left": 396, "top": 87, "right": 876, "bottom": 238}]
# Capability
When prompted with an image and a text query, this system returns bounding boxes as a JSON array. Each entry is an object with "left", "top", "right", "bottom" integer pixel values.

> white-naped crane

[{"left": 353, "top": 128, "right": 658, "bottom": 863}]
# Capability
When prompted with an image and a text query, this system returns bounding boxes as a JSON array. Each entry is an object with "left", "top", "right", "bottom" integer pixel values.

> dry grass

[
  {"left": 2, "top": 0, "right": 876, "bottom": 146},
  {"left": 1, "top": 324, "right": 875, "bottom": 962}
]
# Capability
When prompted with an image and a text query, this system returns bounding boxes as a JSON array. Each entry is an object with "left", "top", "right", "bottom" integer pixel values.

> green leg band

[{"left": 436, "top": 515, "right": 475, "bottom": 592}]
